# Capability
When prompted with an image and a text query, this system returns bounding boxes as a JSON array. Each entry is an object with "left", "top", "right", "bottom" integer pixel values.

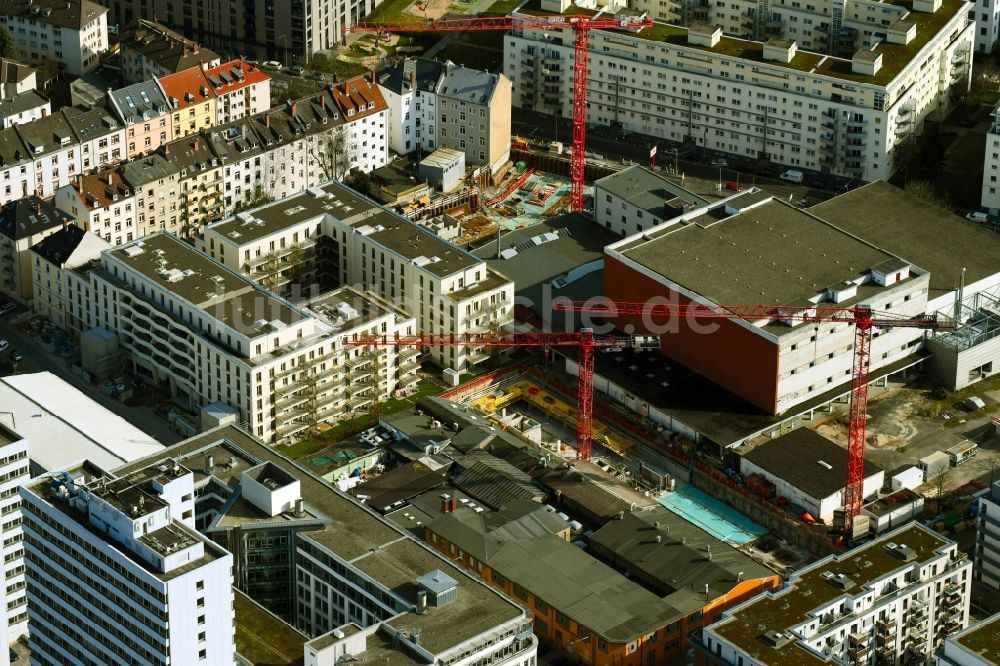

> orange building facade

[{"left": 423, "top": 525, "right": 779, "bottom": 666}]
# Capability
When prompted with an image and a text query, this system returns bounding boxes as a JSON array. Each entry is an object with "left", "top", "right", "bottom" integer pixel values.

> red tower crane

[
  {"left": 551, "top": 299, "right": 952, "bottom": 535},
  {"left": 343, "top": 330, "right": 661, "bottom": 459},
  {"left": 343, "top": 13, "right": 653, "bottom": 212}
]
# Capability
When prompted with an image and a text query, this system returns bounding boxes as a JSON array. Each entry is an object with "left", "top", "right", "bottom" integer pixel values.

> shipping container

[{"left": 947, "top": 440, "right": 978, "bottom": 467}]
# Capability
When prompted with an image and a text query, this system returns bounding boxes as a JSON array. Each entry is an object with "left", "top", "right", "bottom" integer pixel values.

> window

[
  {"left": 491, "top": 570, "right": 507, "bottom": 585},
  {"left": 535, "top": 598, "right": 550, "bottom": 614},
  {"left": 513, "top": 584, "right": 528, "bottom": 600}
]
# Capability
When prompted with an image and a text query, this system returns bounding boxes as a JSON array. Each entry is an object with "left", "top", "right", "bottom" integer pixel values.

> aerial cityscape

[{"left": 1, "top": 0, "right": 1000, "bottom": 664}]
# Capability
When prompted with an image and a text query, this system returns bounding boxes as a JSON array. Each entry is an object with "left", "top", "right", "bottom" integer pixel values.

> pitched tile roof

[{"left": 158, "top": 66, "right": 215, "bottom": 110}]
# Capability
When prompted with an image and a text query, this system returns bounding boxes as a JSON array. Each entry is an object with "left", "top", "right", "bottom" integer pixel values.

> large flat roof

[
  {"left": 710, "top": 523, "right": 953, "bottom": 666},
  {"left": 810, "top": 180, "right": 1000, "bottom": 301},
  {"left": 517, "top": 0, "right": 967, "bottom": 87},
  {"left": 589, "top": 508, "right": 775, "bottom": 602},
  {"left": 107, "top": 232, "right": 305, "bottom": 331},
  {"left": 25, "top": 465, "right": 227, "bottom": 583},
  {"left": 487, "top": 534, "right": 684, "bottom": 641},
  {"left": 234, "top": 590, "right": 307, "bottom": 665},
  {"left": 596, "top": 166, "right": 709, "bottom": 218},
  {"left": 741, "top": 428, "right": 882, "bottom": 500},
  {"left": 111, "top": 424, "right": 525, "bottom": 655},
  {"left": 209, "top": 182, "right": 483, "bottom": 277},
  {"left": 615, "top": 197, "right": 906, "bottom": 308},
  {"left": 951, "top": 612, "right": 1000, "bottom": 665},
  {"left": 0, "top": 371, "right": 163, "bottom": 472}
]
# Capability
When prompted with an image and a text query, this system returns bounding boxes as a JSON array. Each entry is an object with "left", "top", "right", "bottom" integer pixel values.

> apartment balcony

[
  {"left": 847, "top": 645, "right": 870, "bottom": 660},
  {"left": 740, "top": 14, "right": 754, "bottom": 27},
  {"left": 275, "top": 392, "right": 310, "bottom": 411},
  {"left": 345, "top": 355, "right": 372, "bottom": 370},
  {"left": 399, "top": 373, "right": 420, "bottom": 388},
  {"left": 398, "top": 346, "right": 420, "bottom": 360},
  {"left": 275, "top": 420, "right": 310, "bottom": 439},
  {"left": 467, "top": 348, "right": 491, "bottom": 364},
  {"left": 876, "top": 619, "right": 896, "bottom": 635},
  {"left": 346, "top": 395, "right": 374, "bottom": 410},
  {"left": 941, "top": 620, "right": 962, "bottom": 635},
  {"left": 399, "top": 358, "right": 420, "bottom": 374}
]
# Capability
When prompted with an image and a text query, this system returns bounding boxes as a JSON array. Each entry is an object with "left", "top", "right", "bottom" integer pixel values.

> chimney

[
  {"left": 163, "top": 143, "right": 169, "bottom": 154},
  {"left": 441, "top": 498, "right": 450, "bottom": 513},
  {"left": 204, "top": 455, "right": 214, "bottom": 474},
  {"left": 294, "top": 498, "right": 304, "bottom": 516},
  {"left": 193, "top": 138, "right": 200, "bottom": 150},
  {"left": 290, "top": 102, "right": 297, "bottom": 117},
  {"left": 320, "top": 95, "right": 326, "bottom": 111},
  {"left": 265, "top": 113, "right": 271, "bottom": 128},
  {"left": 451, "top": 497, "right": 458, "bottom": 512},
  {"left": 35, "top": 202, "right": 41, "bottom": 214},
  {"left": 193, "top": 43, "right": 200, "bottom": 54}
]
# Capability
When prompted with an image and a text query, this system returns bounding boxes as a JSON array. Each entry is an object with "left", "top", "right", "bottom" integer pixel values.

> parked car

[
  {"left": 285, "top": 65, "right": 306, "bottom": 76},
  {"left": 710, "top": 158, "right": 728, "bottom": 167},
  {"left": 966, "top": 211, "right": 989, "bottom": 223},
  {"left": 0, "top": 302, "right": 14, "bottom": 316},
  {"left": 10, "top": 350, "right": 21, "bottom": 363},
  {"left": 724, "top": 181, "right": 744, "bottom": 192},
  {"left": 244, "top": 57, "right": 259, "bottom": 66},
  {"left": 262, "top": 60, "right": 282, "bottom": 70},
  {"left": 108, "top": 24, "right": 119, "bottom": 35},
  {"left": 780, "top": 169, "right": 804, "bottom": 183},
  {"left": 811, "top": 179, "right": 828, "bottom": 189},
  {"left": 0, "top": 340, "right": 8, "bottom": 353},
  {"left": 757, "top": 166, "right": 777, "bottom": 177}
]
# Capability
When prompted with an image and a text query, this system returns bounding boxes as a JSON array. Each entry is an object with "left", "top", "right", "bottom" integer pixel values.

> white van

[
  {"left": 780, "top": 169, "right": 804, "bottom": 183},
  {"left": 966, "top": 211, "right": 989, "bottom": 223}
]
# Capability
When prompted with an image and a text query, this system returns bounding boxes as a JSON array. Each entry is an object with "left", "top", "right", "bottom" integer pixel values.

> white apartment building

[
  {"left": 0, "top": 91, "right": 48, "bottom": 129},
  {"left": 0, "top": 421, "right": 29, "bottom": 666},
  {"left": 106, "top": 424, "right": 539, "bottom": 666},
  {"left": 30, "top": 225, "right": 109, "bottom": 328},
  {"left": 64, "top": 232, "right": 416, "bottom": 444},
  {"left": 7, "top": 112, "right": 81, "bottom": 202},
  {"left": 0, "top": 59, "right": 36, "bottom": 100},
  {"left": 594, "top": 165, "right": 709, "bottom": 236},
  {"left": 974, "top": 478, "right": 1000, "bottom": 590},
  {"left": 969, "top": 0, "right": 1000, "bottom": 53},
  {"left": 0, "top": 0, "right": 108, "bottom": 76},
  {"left": 698, "top": 522, "right": 972, "bottom": 666},
  {"left": 20, "top": 461, "right": 235, "bottom": 665},
  {"left": 505, "top": 0, "right": 973, "bottom": 181},
  {"left": 205, "top": 118, "right": 269, "bottom": 216},
  {"left": 378, "top": 57, "right": 513, "bottom": 173},
  {"left": 205, "top": 59, "right": 271, "bottom": 125},
  {"left": 0, "top": 371, "right": 165, "bottom": 663},
  {"left": 61, "top": 105, "right": 125, "bottom": 170},
  {"left": 983, "top": 103, "right": 1000, "bottom": 213},
  {"left": 249, "top": 78, "right": 389, "bottom": 202},
  {"left": 54, "top": 168, "right": 138, "bottom": 246},
  {"left": 201, "top": 181, "right": 515, "bottom": 371}
]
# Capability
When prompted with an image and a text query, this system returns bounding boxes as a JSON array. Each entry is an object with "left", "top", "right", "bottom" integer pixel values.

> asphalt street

[
  {"left": 511, "top": 109, "right": 847, "bottom": 205},
  {"left": 0, "top": 309, "right": 182, "bottom": 445}
]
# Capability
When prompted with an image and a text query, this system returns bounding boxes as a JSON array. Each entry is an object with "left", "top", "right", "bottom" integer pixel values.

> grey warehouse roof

[
  {"left": 596, "top": 166, "right": 709, "bottom": 219},
  {"left": 741, "top": 428, "right": 882, "bottom": 500},
  {"left": 615, "top": 197, "right": 909, "bottom": 308},
  {"left": 810, "top": 180, "right": 1000, "bottom": 300}
]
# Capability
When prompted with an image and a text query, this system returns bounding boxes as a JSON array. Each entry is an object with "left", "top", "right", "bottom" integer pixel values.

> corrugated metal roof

[{"left": 0, "top": 372, "right": 163, "bottom": 472}]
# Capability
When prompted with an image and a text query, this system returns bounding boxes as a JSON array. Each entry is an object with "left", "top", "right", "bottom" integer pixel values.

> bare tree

[
  {"left": 904, "top": 180, "right": 952, "bottom": 210},
  {"left": 310, "top": 129, "right": 355, "bottom": 181},
  {"left": 932, "top": 468, "right": 952, "bottom": 515}
]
